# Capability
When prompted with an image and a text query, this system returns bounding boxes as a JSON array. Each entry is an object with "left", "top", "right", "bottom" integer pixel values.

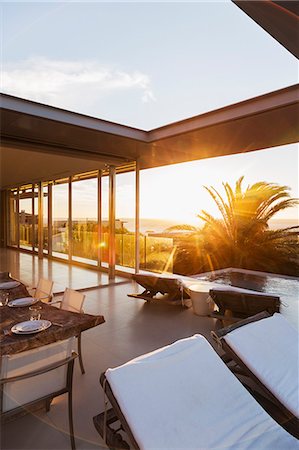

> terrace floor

[{"left": 1, "top": 248, "right": 217, "bottom": 450}]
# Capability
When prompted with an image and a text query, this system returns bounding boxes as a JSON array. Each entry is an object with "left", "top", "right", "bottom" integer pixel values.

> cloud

[{"left": 2, "top": 58, "right": 156, "bottom": 111}]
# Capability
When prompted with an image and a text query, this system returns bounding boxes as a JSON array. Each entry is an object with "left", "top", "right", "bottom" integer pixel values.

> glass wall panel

[
  {"left": 33, "top": 184, "right": 39, "bottom": 251},
  {"left": 43, "top": 184, "right": 49, "bottom": 253},
  {"left": 101, "top": 175, "right": 109, "bottom": 267},
  {"left": 19, "top": 186, "right": 33, "bottom": 250},
  {"left": 140, "top": 235, "right": 174, "bottom": 273},
  {"left": 72, "top": 177, "right": 98, "bottom": 265},
  {"left": 52, "top": 180, "right": 69, "bottom": 259},
  {"left": 115, "top": 171, "right": 135, "bottom": 270},
  {"left": 8, "top": 190, "right": 18, "bottom": 247}
]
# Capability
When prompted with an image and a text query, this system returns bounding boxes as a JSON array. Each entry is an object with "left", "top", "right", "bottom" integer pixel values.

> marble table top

[{"left": 0, "top": 274, "right": 105, "bottom": 355}]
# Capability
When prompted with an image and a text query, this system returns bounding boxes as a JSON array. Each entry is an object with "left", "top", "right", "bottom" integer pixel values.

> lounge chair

[
  {"left": 128, "top": 273, "right": 190, "bottom": 306},
  {"left": 209, "top": 288, "right": 280, "bottom": 322},
  {"left": 212, "top": 312, "right": 299, "bottom": 438},
  {"left": 93, "top": 334, "right": 298, "bottom": 449}
]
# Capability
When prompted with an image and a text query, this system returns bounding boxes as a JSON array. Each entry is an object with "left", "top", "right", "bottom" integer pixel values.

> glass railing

[
  {"left": 19, "top": 224, "right": 32, "bottom": 249},
  {"left": 18, "top": 223, "right": 175, "bottom": 274}
]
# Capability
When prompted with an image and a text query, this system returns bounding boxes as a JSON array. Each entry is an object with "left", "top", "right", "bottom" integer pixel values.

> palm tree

[{"left": 198, "top": 177, "right": 299, "bottom": 276}]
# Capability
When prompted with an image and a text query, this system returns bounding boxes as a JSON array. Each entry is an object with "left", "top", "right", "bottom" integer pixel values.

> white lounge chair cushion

[
  {"left": 106, "top": 335, "right": 298, "bottom": 450},
  {"left": 223, "top": 312, "right": 299, "bottom": 419}
]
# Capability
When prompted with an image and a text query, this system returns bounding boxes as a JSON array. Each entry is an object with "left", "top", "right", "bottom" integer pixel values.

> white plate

[
  {"left": 0, "top": 281, "right": 20, "bottom": 289},
  {"left": 11, "top": 320, "right": 52, "bottom": 335},
  {"left": 8, "top": 297, "right": 38, "bottom": 308}
]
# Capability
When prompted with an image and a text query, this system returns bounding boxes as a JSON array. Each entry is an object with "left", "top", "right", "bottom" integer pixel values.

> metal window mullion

[
  {"left": 135, "top": 160, "right": 140, "bottom": 273},
  {"left": 38, "top": 182, "right": 43, "bottom": 259},
  {"left": 108, "top": 166, "right": 116, "bottom": 280},
  {"left": 16, "top": 189, "right": 20, "bottom": 249},
  {"left": 32, "top": 183, "right": 35, "bottom": 252},
  {"left": 97, "top": 170, "right": 102, "bottom": 268},
  {"left": 68, "top": 177, "right": 72, "bottom": 262},
  {"left": 48, "top": 183, "right": 53, "bottom": 256},
  {"left": 5, "top": 190, "right": 9, "bottom": 248}
]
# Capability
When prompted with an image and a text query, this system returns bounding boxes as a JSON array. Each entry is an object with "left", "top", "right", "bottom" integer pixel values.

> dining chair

[
  {"left": 0, "top": 338, "right": 77, "bottom": 450},
  {"left": 51, "top": 288, "right": 86, "bottom": 374},
  {"left": 29, "top": 278, "right": 54, "bottom": 303}
]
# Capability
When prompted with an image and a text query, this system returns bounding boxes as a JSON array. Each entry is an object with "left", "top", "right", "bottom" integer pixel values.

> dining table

[{"left": 0, "top": 273, "right": 105, "bottom": 356}]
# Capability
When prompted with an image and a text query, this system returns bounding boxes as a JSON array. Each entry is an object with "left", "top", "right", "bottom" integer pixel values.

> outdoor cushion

[
  {"left": 106, "top": 334, "right": 298, "bottom": 449},
  {"left": 222, "top": 312, "right": 299, "bottom": 419}
]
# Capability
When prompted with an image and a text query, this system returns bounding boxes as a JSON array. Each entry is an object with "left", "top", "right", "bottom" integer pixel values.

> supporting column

[
  {"left": 108, "top": 166, "right": 116, "bottom": 280},
  {"left": 97, "top": 170, "right": 102, "bottom": 268},
  {"left": 32, "top": 184, "right": 35, "bottom": 252},
  {"left": 68, "top": 177, "right": 72, "bottom": 262},
  {"left": 0, "top": 190, "right": 7, "bottom": 248},
  {"left": 135, "top": 160, "right": 140, "bottom": 273},
  {"left": 48, "top": 183, "right": 53, "bottom": 256},
  {"left": 38, "top": 182, "right": 43, "bottom": 259},
  {"left": 16, "top": 189, "right": 20, "bottom": 249}
]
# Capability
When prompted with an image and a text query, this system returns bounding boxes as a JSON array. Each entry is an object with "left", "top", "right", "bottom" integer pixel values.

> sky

[{"left": 2, "top": 1, "right": 298, "bottom": 222}]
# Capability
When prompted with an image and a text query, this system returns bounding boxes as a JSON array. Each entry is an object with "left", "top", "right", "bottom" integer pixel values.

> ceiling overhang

[
  {"left": 233, "top": 0, "right": 299, "bottom": 58},
  {"left": 1, "top": 84, "right": 299, "bottom": 175}
]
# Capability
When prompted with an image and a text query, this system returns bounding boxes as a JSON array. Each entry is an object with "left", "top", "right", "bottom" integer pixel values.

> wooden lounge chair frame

[
  {"left": 93, "top": 332, "right": 299, "bottom": 449},
  {"left": 209, "top": 289, "right": 280, "bottom": 323},
  {"left": 128, "top": 274, "right": 190, "bottom": 306},
  {"left": 212, "top": 311, "right": 299, "bottom": 439},
  {"left": 93, "top": 373, "right": 138, "bottom": 449}
]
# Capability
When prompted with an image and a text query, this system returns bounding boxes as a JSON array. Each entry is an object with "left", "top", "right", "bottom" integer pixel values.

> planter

[{"left": 189, "top": 284, "right": 214, "bottom": 316}]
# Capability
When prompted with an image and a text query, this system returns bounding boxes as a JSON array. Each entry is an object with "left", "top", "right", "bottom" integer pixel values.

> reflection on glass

[
  {"left": 52, "top": 181, "right": 68, "bottom": 259},
  {"left": 8, "top": 190, "right": 18, "bottom": 247},
  {"left": 140, "top": 236, "right": 174, "bottom": 273},
  {"left": 19, "top": 186, "right": 33, "bottom": 250},
  {"left": 43, "top": 184, "right": 48, "bottom": 253},
  {"left": 101, "top": 176, "right": 109, "bottom": 267},
  {"left": 33, "top": 185, "right": 39, "bottom": 251},
  {"left": 72, "top": 178, "right": 98, "bottom": 265},
  {"left": 115, "top": 172, "right": 135, "bottom": 269}
]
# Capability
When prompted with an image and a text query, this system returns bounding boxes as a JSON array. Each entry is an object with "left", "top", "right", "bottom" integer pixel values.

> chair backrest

[
  {"left": 132, "top": 274, "right": 181, "bottom": 294},
  {"left": 35, "top": 278, "right": 54, "bottom": 301},
  {"left": 0, "top": 272, "right": 10, "bottom": 281},
  {"left": 61, "top": 288, "right": 85, "bottom": 313},
  {"left": 0, "top": 338, "right": 75, "bottom": 413},
  {"left": 209, "top": 289, "right": 280, "bottom": 317}
]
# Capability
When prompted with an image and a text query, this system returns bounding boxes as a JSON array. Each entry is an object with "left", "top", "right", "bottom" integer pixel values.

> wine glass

[{"left": 0, "top": 291, "right": 9, "bottom": 307}]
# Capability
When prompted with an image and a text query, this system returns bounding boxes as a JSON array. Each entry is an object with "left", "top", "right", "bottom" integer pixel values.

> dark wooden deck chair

[
  {"left": 128, "top": 273, "right": 190, "bottom": 305},
  {"left": 209, "top": 289, "right": 280, "bottom": 322},
  {"left": 212, "top": 312, "right": 299, "bottom": 439},
  {"left": 93, "top": 335, "right": 298, "bottom": 449}
]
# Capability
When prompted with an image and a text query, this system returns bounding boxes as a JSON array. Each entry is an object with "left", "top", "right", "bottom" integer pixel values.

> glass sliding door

[
  {"left": 52, "top": 179, "right": 69, "bottom": 259},
  {"left": 43, "top": 184, "right": 49, "bottom": 254},
  {"left": 33, "top": 184, "right": 39, "bottom": 252},
  {"left": 72, "top": 175, "right": 98, "bottom": 265},
  {"left": 115, "top": 171, "right": 135, "bottom": 270},
  {"left": 101, "top": 175, "right": 109, "bottom": 268},
  {"left": 43, "top": 183, "right": 49, "bottom": 253},
  {"left": 19, "top": 185, "right": 33, "bottom": 250},
  {"left": 8, "top": 189, "right": 18, "bottom": 247}
]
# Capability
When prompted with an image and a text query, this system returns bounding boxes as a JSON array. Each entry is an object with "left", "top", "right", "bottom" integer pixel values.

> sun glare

[{"left": 139, "top": 144, "right": 298, "bottom": 225}]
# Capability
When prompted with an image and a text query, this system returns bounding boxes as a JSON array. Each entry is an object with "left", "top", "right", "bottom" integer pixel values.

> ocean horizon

[{"left": 67, "top": 217, "right": 299, "bottom": 233}]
